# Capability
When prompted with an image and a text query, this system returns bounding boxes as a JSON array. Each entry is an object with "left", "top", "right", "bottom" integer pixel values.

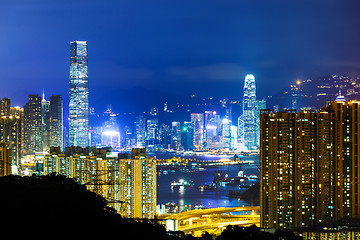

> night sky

[{"left": 1, "top": 0, "right": 360, "bottom": 112}]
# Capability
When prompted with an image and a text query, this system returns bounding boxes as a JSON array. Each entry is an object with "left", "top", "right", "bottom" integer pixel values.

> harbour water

[{"left": 151, "top": 153, "right": 260, "bottom": 211}]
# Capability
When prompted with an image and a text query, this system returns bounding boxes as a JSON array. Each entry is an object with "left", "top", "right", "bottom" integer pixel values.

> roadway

[{"left": 161, "top": 206, "right": 260, "bottom": 236}]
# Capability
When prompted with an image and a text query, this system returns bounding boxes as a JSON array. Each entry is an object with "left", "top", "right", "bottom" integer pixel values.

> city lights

[{"left": 1, "top": 2, "right": 359, "bottom": 238}]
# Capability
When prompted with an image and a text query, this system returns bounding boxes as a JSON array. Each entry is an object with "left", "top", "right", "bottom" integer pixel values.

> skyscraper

[
  {"left": 181, "top": 121, "right": 195, "bottom": 150},
  {"left": 242, "top": 74, "right": 257, "bottom": 150},
  {"left": 49, "top": 95, "right": 63, "bottom": 150},
  {"left": 69, "top": 41, "right": 89, "bottom": 147},
  {"left": 135, "top": 116, "right": 146, "bottom": 148},
  {"left": 41, "top": 92, "right": 50, "bottom": 152},
  {"left": 0, "top": 98, "right": 22, "bottom": 166},
  {"left": 191, "top": 113, "right": 204, "bottom": 149},
  {"left": 23, "top": 94, "right": 42, "bottom": 155}
]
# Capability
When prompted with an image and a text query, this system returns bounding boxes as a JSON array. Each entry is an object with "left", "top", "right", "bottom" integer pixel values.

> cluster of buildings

[
  {"left": 260, "top": 92, "right": 360, "bottom": 230},
  {"left": 43, "top": 147, "right": 156, "bottom": 219},
  {"left": 113, "top": 74, "right": 265, "bottom": 153}
]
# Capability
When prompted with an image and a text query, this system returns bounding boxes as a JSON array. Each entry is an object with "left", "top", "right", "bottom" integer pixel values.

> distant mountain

[{"left": 267, "top": 75, "right": 360, "bottom": 111}]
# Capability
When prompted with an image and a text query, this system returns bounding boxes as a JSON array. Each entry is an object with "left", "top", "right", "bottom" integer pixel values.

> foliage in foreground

[{"left": 0, "top": 174, "right": 301, "bottom": 239}]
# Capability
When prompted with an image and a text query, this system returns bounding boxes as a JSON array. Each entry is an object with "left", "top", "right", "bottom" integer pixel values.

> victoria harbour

[{"left": 153, "top": 153, "right": 260, "bottom": 212}]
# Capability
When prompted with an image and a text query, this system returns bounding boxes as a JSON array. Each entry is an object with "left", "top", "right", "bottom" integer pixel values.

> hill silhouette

[{"left": 0, "top": 174, "right": 301, "bottom": 239}]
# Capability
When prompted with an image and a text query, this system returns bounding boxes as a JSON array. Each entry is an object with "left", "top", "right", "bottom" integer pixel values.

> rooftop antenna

[
  {"left": 335, "top": 86, "right": 346, "bottom": 102},
  {"left": 42, "top": 89, "right": 46, "bottom": 101}
]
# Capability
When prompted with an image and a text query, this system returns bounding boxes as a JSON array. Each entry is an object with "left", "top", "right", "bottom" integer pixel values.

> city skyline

[{"left": 1, "top": 1, "right": 360, "bottom": 111}]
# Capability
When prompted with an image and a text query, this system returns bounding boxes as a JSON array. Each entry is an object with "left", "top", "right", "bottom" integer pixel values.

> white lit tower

[
  {"left": 242, "top": 74, "right": 257, "bottom": 150},
  {"left": 69, "top": 41, "right": 89, "bottom": 147}
]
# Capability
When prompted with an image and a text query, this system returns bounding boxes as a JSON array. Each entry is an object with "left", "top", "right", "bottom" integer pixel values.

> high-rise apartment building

[
  {"left": 260, "top": 98, "right": 360, "bottom": 229},
  {"left": 0, "top": 142, "right": 11, "bottom": 176},
  {"left": 242, "top": 74, "right": 257, "bottom": 150},
  {"left": 118, "top": 148, "right": 156, "bottom": 219},
  {"left": 0, "top": 98, "right": 22, "bottom": 166},
  {"left": 44, "top": 147, "right": 119, "bottom": 212},
  {"left": 69, "top": 40, "right": 89, "bottom": 147}
]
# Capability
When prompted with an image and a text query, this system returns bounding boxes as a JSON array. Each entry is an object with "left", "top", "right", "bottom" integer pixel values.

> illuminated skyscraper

[
  {"left": 69, "top": 41, "right": 89, "bottom": 147},
  {"left": 0, "top": 99, "right": 22, "bottom": 167},
  {"left": 242, "top": 74, "right": 257, "bottom": 150},
  {"left": 49, "top": 95, "right": 63, "bottom": 150},
  {"left": 171, "top": 122, "right": 181, "bottom": 150},
  {"left": 23, "top": 94, "right": 42, "bottom": 155},
  {"left": 221, "top": 118, "right": 231, "bottom": 149},
  {"left": 41, "top": 92, "right": 50, "bottom": 152},
  {"left": 135, "top": 116, "right": 146, "bottom": 148},
  {"left": 191, "top": 113, "right": 204, "bottom": 149},
  {"left": 181, "top": 121, "right": 194, "bottom": 150},
  {"left": 146, "top": 118, "right": 159, "bottom": 146}
]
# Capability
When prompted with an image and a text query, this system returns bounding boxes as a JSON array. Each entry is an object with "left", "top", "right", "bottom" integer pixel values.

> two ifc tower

[
  {"left": 240, "top": 74, "right": 258, "bottom": 151},
  {"left": 68, "top": 40, "right": 258, "bottom": 151}
]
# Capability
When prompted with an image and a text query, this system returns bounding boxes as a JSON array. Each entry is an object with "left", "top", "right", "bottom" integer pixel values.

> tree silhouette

[{"left": 0, "top": 174, "right": 301, "bottom": 239}]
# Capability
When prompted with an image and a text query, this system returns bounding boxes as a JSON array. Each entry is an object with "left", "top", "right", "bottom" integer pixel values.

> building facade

[
  {"left": 191, "top": 113, "right": 204, "bottom": 149},
  {"left": 260, "top": 99, "right": 360, "bottom": 229},
  {"left": 118, "top": 148, "right": 157, "bottom": 219},
  {"left": 69, "top": 40, "right": 89, "bottom": 147},
  {"left": 44, "top": 147, "right": 120, "bottom": 212},
  {"left": 0, "top": 142, "right": 11, "bottom": 176},
  {"left": 0, "top": 98, "right": 22, "bottom": 166},
  {"left": 135, "top": 116, "right": 146, "bottom": 148},
  {"left": 23, "top": 94, "right": 42, "bottom": 155},
  {"left": 49, "top": 95, "right": 63, "bottom": 150},
  {"left": 44, "top": 147, "right": 156, "bottom": 219}
]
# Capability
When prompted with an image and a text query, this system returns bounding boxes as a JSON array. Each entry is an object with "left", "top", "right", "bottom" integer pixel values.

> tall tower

[
  {"left": 41, "top": 92, "right": 50, "bottom": 152},
  {"left": 69, "top": 41, "right": 89, "bottom": 147},
  {"left": 242, "top": 74, "right": 256, "bottom": 150}
]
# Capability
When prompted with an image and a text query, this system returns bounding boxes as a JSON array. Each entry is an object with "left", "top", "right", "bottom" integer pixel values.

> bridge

[{"left": 160, "top": 206, "right": 260, "bottom": 236}]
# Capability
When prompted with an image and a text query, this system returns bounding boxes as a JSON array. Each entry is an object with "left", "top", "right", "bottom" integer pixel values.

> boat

[
  {"left": 248, "top": 174, "right": 259, "bottom": 181},
  {"left": 171, "top": 179, "right": 194, "bottom": 190},
  {"left": 198, "top": 183, "right": 217, "bottom": 191}
]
